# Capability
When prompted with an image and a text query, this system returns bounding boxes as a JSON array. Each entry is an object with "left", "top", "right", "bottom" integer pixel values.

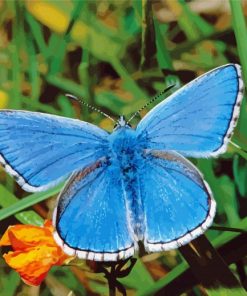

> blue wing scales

[
  {"left": 136, "top": 64, "right": 244, "bottom": 157},
  {"left": 139, "top": 151, "right": 216, "bottom": 251},
  {"left": 0, "top": 110, "right": 109, "bottom": 192},
  {"left": 53, "top": 159, "right": 135, "bottom": 261}
]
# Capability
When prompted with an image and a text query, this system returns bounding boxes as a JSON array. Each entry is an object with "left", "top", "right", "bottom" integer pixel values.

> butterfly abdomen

[{"left": 123, "top": 171, "right": 145, "bottom": 242}]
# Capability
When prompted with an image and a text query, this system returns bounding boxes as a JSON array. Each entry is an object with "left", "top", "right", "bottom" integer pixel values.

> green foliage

[
  {"left": 0, "top": 1, "right": 246, "bottom": 295},
  {"left": 0, "top": 265, "right": 20, "bottom": 296}
]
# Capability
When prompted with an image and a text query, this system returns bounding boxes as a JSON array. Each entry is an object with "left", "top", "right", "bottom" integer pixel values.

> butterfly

[{"left": 0, "top": 64, "right": 244, "bottom": 261}]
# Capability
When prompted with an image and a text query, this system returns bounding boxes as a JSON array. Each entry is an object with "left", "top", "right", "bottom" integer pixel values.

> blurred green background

[{"left": 0, "top": 0, "right": 247, "bottom": 295}]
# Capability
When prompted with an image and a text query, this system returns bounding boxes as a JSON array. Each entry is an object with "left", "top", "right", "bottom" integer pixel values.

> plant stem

[{"left": 230, "top": 0, "right": 247, "bottom": 84}]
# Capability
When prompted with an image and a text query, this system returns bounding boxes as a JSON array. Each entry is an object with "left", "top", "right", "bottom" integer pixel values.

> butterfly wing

[
  {"left": 139, "top": 151, "right": 216, "bottom": 252},
  {"left": 0, "top": 110, "right": 109, "bottom": 192},
  {"left": 53, "top": 159, "right": 135, "bottom": 261},
  {"left": 136, "top": 64, "right": 244, "bottom": 157}
]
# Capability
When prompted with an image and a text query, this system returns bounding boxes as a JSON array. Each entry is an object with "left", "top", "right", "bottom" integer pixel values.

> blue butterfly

[{"left": 0, "top": 64, "right": 244, "bottom": 261}]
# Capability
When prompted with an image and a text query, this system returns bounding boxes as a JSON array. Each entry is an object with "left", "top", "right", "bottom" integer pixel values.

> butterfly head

[{"left": 113, "top": 116, "right": 131, "bottom": 130}]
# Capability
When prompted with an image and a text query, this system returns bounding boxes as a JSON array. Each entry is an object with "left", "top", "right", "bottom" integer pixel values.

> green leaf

[
  {"left": 233, "top": 154, "right": 247, "bottom": 197},
  {"left": 16, "top": 210, "right": 43, "bottom": 225},
  {"left": 154, "top": 18, "right": 173, "bottom": 70},
  {"left": 0, "top": 184, "right": 62, "bottom": 222},
  {"left": 206, "top": 287, "right": 247, "bottom": 296},
  {"left": 0, "top": 267, "right": 20, "bottom": 296},
  {"left": 50, "top": 267, "right": 86, "bottom": 296},
  {"left": 136, "top": 262, "right": 188, "bottom": 296},
  {"left": 230, "top": 0, "right": 247, "bottom": 84},
  {"left": 212, "top": 216, "right": 247, "bottom": 248},
  {"left": 120, "top": 259, "right": 154, "bottom": 291},
  {"left": 217, "top": 175, "right": 239, "bottom": 225}
]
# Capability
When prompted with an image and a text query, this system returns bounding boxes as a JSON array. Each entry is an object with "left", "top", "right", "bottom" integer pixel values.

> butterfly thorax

[{"left": 108, "top": 127, "right": 141, "bottom": 172}]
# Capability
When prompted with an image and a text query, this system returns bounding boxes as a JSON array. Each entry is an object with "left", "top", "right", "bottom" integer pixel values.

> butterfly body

[
  {"left": 0, "top": 64, "right": 244, "bottom": 261},
  {"left": 108, "top": 124, "right": 146, "bottom": 240}
]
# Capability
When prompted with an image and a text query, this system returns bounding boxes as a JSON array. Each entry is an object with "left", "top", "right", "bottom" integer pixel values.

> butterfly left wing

[
  {"left": 53, "top": 159, "right": 135, "bottom": 261},
  {"left": 139, "top": 151, "right": 216, "bottom": 252},
  {"left": 0, "top": 110, "right": 109, "bottom": 192},
  {"left": 136, "top": 64, "right": 244, "bottom": 157}
]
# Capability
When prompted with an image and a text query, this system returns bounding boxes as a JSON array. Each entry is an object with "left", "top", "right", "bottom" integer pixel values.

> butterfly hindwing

[
  {"left": 136, "top": 64, "right": 244, "bottom": 157},
  {"left": 139, "top": 151, "right": 216, "bottom": 252},
  {"left": 0, "top": 110, "right": 109, "bottom": 192},
  {"left": 53, "top": 159, "right": 135, "bottom": 261}
]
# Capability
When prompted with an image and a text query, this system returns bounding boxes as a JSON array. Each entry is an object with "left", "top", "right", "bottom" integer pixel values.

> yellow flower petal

[
  {"left": 6, "top": 224, "right": 55, "bottom": 250},
  {"left": 0, "top": 90, "right": 9, "bottom": 109},
  {"left": 1, "top": 220, "right": 72, "bottom": 286},
  {"left": 26, "top": 1, "right": 68, "bottom": 34},
  {"left": 0, "top": 227, "right": 12, "bottom": 246},
  {"left": 4, "top": 246, "right": 60, "bottom": 286}
]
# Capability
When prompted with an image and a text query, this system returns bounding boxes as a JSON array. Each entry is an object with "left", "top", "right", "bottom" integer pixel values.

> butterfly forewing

[
  {"left": 0, "top": 110, "right": 109, "bottom": 192},
  {"left": 136, "top": 64, "right": 244, "bottom": 157}
]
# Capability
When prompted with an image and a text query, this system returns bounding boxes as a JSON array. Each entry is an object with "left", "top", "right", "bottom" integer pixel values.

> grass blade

[
  {"left": 0, "top": 184, "right": 62, "bottom": 221},
  {"left": 230, "top": 0, "right": 247, "bottom": 84}
]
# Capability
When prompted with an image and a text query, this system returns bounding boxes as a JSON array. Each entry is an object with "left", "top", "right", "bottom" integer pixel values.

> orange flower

[{"left": 0, "top": 220, "right": 72, "bottom": 286}]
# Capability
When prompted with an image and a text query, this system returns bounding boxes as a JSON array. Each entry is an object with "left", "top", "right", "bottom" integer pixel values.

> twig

[
  {"left": 210, "top": 225, "right": 247, "bottom": 233},
  {"left": 95, "top": 258, "right": 137, "bottom": 296}
]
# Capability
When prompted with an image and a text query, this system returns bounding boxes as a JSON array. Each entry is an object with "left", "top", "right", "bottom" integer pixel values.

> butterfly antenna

[
  {"left": 127, "top": 84, "right": 175, "bottom": 124},
  {"left": 66, "top": 94, "right": 116, "bottom": 123}
]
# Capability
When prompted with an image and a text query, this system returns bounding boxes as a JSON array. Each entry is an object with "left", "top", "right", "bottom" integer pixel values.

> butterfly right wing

[
  {"left": 138, "top": 151, "right": 216, "bottom": 252},
  {"left": 0, "top": 110, "right": 109, "bottom": 192},
  {"left": 136, "top": 64, "right": 243, "bottom": 157},
  {"left": 53, "top": 159, "right": 135, "bottom": 261}
]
